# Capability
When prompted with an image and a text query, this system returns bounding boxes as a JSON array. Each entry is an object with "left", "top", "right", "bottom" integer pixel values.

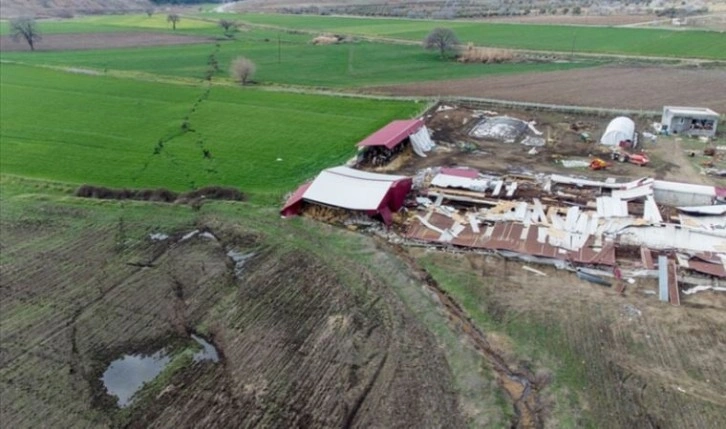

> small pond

[{"left": 101, "top": 334, "right": 220, "bottom": 407}]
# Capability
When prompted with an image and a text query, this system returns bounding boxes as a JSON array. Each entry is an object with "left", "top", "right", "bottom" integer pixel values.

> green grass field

[
  {"left": 0, "top": 63, "right": 419, "bottom": 200},
  {"left": 1, "top": 26, "right": 597, "bottom": 87},
  {"left": 214, "top": 13, "right": 726, "bottom": 60}
]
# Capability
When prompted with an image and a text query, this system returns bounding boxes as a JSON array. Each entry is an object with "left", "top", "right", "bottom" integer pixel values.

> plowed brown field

[
  {"left": 0, "top": 203, "right": 466, "bottom": 428},
  {"left": 0, "top": 33, "right": 213, "bottom": 52},
  {"left": 366, "top": 65, "right": 726, "bottom": 111}
]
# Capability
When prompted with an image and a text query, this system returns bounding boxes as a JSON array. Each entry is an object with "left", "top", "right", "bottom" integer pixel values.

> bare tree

[
  {"left": 219, "top": 19, "right": 239, "bottom": 38},
  {"left": 229, "top": 57, "right": 256, "bottom": 85},
  {"left": 167, "top": 13, "right": 180, "bottom": 30},
  {"left": 423, "top": 28, "right": 459, "bottom": 59},
  {"left": 10, "top": 17, "right": 41, "bottom": 51},
  {"left": 145, "top": 8, "right": 155, "bottom": 17}
]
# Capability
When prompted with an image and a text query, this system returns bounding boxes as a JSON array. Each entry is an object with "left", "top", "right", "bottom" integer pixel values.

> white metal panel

[
  {"left": 643, "top": 195, "right": 663, "bottom": 223},
  {"left": 431, "top": 174, "right": 488, "bottom": 191},
  {"left": 612, "top": 184, "right": 653, "bottom": 201}
]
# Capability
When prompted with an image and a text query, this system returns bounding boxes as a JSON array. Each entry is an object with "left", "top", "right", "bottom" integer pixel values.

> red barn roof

[{"left": 357, "top": 119, "right": 424, "bottom": 150}]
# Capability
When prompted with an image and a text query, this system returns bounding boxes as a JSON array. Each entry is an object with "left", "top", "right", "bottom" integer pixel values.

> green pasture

[
  {"left": 216, "top": 13, "right": 726, "bottom": 60},
  {"left": 1, "top": 30, "right": 596, "bottom": 87},
  {"left": 0, "top": 63, "right": 419, "bottom": 201}
]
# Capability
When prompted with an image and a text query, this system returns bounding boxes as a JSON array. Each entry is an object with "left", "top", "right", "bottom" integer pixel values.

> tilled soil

[
  {"left": 365, "top": 65, "right": 726, "bottom": 112},
  {"left": 0, "top": 32, "right": 214, "bottom": 52},
  {"left": 0, "top": 208, "right": 464, "bottom": 428}
]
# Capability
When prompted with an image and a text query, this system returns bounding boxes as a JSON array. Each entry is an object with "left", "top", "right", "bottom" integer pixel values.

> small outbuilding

[
  {"left": 280, "top": 166, "right": 412, "bottom": 225},
  {"left": 600, "top": 117, "right": 635, "bottom": 146},
  {"left": 356, "top": 118, "right": 434, "bottom": 165},
  {"left": 661, "top": 106, "right": 719, "bottom": 138}
]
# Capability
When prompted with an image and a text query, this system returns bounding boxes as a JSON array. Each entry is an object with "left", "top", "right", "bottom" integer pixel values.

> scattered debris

[
  {"left": 560, "top": 159, "right": 591, "bottom": 168},
  {"left": 522, "top": 265, "right": 547, "bottom": 276},
  {"left": 149, "top": 233, "right": 169, "bottom": 241},
  {"left": 576, "top": 269, "right": 612, "bottom": 287},
  {"left": 623, "top": 303, "right": 642, "bottom": 318},
  {"left": 683, "top": 285, "right": 726, "bottom": 295},
  {"left": 470, "top": 116, "right": 528, "bottom": 142},
  {"left": 180, "top": 230, "right": 199, "bottom": 241}
]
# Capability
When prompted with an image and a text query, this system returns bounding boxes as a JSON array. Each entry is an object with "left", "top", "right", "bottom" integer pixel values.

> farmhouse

[
  {"left": 661, "top": 106, "right": 719, "bottom": 138},
  {"left": 280, "top": 166, "right": 412, "bottom": 224}
]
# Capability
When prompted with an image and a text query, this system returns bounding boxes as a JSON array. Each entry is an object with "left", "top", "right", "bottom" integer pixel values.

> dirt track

[
  {"left": 0, "top": 32, "right": 214, "bottom": 52},
  {"left": 365, "top": 65, "right": 726, "bottom": 112}
]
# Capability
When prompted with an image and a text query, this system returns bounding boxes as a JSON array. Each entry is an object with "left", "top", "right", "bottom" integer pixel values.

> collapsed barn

[{"left": 282, "top": 105, "right": 726, "bottom": 303}]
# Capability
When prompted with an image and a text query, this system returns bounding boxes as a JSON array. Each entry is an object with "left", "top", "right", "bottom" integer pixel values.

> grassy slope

[
  {"left": 0, "top": 63, "right": 419, "bottom": 201},
  {"left": 219, "top": 13, "right": 726, "bottom": 60}
]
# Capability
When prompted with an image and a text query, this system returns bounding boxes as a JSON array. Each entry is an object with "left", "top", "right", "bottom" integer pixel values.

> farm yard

[{"left": 2, "top": 7, "right": 726, "bottom": 429}]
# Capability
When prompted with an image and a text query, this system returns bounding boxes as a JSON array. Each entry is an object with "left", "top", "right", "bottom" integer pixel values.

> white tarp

[
  {"left": 303, "top": 167, "right": 406, "bottom": 211},
  {"left": 410, "top": 126, "right": 435, "bottom": 157},
  {"left": 431, "top": 174, "right": 488, "bottom": 191},
  {"left": 600, "top": 116, "right": 635, "bottom": 146}
]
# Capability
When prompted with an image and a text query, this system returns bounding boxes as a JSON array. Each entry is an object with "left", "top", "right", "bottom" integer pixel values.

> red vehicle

[{"left": 611, "top": 149, "right": 649, "bottom": 166}]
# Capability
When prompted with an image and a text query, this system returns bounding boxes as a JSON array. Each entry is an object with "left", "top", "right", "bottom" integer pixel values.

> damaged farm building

[{"left": 281, "top": 104, "right": 726, "bottom": 304}]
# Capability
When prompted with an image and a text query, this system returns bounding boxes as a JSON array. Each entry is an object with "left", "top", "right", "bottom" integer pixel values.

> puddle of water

[
  {"left": 101, "top": 350, "right": 171, "bottom": 408},
  {"left": 101, "top": 335, "right": 221, "bottom": 407},
  {"left": 191, "top": 334, "right": 220, "bottom": 363}
]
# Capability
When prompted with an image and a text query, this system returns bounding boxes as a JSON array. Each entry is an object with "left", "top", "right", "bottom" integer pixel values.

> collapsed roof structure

[
  {"left": 406, "top": 167, "right": 726, "bottom": 303},
  {"left": 280, "top": 166, "right": 411, "bottom": 225}
]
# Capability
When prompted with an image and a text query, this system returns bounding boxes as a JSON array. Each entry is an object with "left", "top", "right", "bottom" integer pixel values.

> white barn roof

[{"left": 302, "top": 166, "right": 407, "bottom": 211}]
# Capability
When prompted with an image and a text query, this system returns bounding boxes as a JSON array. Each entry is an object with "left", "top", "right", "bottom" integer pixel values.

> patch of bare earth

[
  {"left": 364, "top": 65, "right": 726, "bottom": 112},
  {"left": 484, "top": 14, "right": 656, "bottom": 26},
  {"left": 0, "top": 32, "right": 214, "bottom": 52}
]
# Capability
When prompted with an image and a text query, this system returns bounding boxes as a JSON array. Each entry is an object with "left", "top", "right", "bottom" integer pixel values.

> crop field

[
  {"left": 0, "top": 63, "right": 419, "bottom": 200},
  {"left": 1, "top": 25, "right": 597, "bottom": 87},
  {"left": 221, "top": 13, "right": 726, "bottom": 60},
  {"left": 0, "top": 14, "right": 218, "bottom": 35}
]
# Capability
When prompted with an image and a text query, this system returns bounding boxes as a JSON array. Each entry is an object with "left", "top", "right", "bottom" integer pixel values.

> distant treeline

[{"left": 150, "top": 0, "right": 222, "bottom": 5}]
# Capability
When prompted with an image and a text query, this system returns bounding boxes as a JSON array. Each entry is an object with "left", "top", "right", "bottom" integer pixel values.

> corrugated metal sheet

[
  {"left": 405, "top": 213, "right": 616, "bottom": 266},
  {"left": 677, "top": 204, "right": 726, "bottom": 215},
  {"left": 611, "top": 184, "right": 653, "bottom": 201},
  {"left": 619, "top": 225, "right": 726, "bottom": 252},
  {"left": 357, "top": 119, "right": 423, "bottom": 149},
  {"left": 643, "top": 195, "right": 663, "bottom": 223},
  {"left": 596, "top": 197, "right": 629, "bottom": 217}
]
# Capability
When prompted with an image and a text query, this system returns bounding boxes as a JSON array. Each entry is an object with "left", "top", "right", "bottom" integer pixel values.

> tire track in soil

[{"left": 383, "top": 241, "right": 545, "bottom": 429}]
